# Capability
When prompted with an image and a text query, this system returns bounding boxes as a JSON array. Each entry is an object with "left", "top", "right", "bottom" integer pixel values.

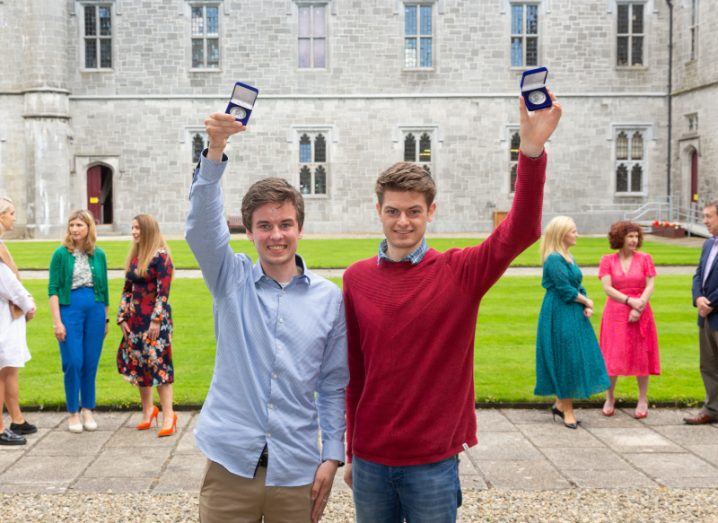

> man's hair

[
  {"left": 375, "top": 162, "right": 436, "bottom": 206},
  {"left": 241, "top": 177, "right": 305, "bottom": 232},
  {"left": 705, "top": 200, "right": 718, "bottom": 215},
  {"left": 608, "top": 220, "right": 643, "bottom": 250}
]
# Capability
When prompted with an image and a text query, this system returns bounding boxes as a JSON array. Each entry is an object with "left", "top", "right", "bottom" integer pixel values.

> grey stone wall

[{"left": 0, "top": 0, "right": 709, "bottom": 237}]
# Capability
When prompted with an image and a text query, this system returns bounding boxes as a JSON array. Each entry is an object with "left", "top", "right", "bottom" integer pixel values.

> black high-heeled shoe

[
  {"left": 563, "top": 419, "right": 582, "bottom": 429},
  {"left": 551, "top": 405, "right": 564, "bottom": 421}
]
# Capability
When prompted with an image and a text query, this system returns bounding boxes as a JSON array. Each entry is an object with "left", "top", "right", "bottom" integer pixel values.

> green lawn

[
  {"left": 18, "top": 275, "right": 704, "bottom": 409},
  {"left": 6, "top": 237, "right": 702, "bottom": 270}
]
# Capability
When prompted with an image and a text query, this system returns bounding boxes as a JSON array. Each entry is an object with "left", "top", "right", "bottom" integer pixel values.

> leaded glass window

[
  {"left": 191, "top": 4, "right": 220, "bottom": 69},
  {"left": 510, "top": 3, "right": 538, "bottom": 67},
  {"left": 83, "top": 4, "right": 112, "bottom": 69},
  {"left": 192, "top": 133, "right": 207, "bottom": 164},
  {"left": 298, "top": 3, "right": 327, "bottom": 68},
  {"left": 510, "top": 131, "right": 520, "bottom": 193},
  {"left": 690, "top": 0, "right": 699, "bottom": 61},
  {"left": 403, "top": 131, "right": 433, "bottom": 174},
  {"left": 615, "top": 129, "right": 645, "bottom": 194},
  {"left": 404, "top": 4, "right": 433, "bottom": 69},
  {"left": 617, "top": 3, "right": 644, "bottom": 66},
  {"left": 298, "top": 132, "right": 329, "bottom": 195}
]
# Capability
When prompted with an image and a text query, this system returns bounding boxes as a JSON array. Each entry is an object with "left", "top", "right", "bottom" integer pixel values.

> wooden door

[
  {"left": 87, "top": 166, "right": 102, "bottom": 222},
  {"left": 691, "top": 150, "right": 699, "bottom": 204}
]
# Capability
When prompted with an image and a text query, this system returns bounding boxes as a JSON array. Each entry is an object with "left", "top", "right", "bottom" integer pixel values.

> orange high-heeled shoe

[
  {"left": 136, "top": 405, "right": 159, "bottom": 431},
  {"left": 157, "top": 412, "right": 178, "bottom": 438}
]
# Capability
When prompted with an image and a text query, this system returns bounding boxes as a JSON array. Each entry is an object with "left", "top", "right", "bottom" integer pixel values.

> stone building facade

[{"left": 0, "top": 0, "right": 710, "bottom": 236}]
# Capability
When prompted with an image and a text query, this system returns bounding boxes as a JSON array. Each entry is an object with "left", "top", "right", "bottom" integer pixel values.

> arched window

[
  {"left": 404, "top": 133, "right": 416, "bottom": 162},
  {"left": 615, "top": 129, "right": 645, "bottom": 194},
  {"left": 402, "top": 130, "right": 433, "bottom": 174},
  {"left": 297, "top": 131, "right": 329, "bottom": 195},
  {"left": 509, "top": 131, "right": 520, "bottom": 193},
  {"left": 192, "top": 133, "right": 205, "bottom": 164}
]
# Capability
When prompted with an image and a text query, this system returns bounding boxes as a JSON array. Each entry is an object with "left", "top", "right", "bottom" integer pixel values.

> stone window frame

[
  {"left": 188, "top": 1, "right": 222, "bottom": 71},
  {"left": 686, "top": 112, "right": 698, "bottom": 133},
  {"left": 295, "top": 1, "right": 329, "bottom": 70},
  {"left": 615, "top": 1, "right": 647, "bottom": 68},
  {"left": 402, "top": 1, "right": 436, "bottom": 70},
  {"left": 689, "top": 0, "right": 699, "bottom": 62},
  {"left": 77, "top": 1, "right": 114, "bottom": 72},
  {"left": 610, "top": 125, "right": 652, "bottom": 197},
  {"left": 291, "top": 127, "right": 334, "bottom": 199},
  {"left": 509, "top": 2, "right": 540, "bottom": 69}
]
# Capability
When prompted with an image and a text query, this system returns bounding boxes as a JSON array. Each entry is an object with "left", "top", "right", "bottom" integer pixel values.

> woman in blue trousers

[{"left": 48, "top": 210, "right": 109, "bottom": 433}]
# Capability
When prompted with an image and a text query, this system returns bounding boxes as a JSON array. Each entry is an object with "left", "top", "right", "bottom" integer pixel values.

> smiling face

[
  {"left": 68, "top": 218, "right": 89, "bottom": 244},
  {"left": 0, "top": 204, "right": 16, "bottom": 232},
  {"left": 377, "top": 190, "right": 436, "bottom": 260},
  {"left": 246, "top": 201, "right": 302, "bottom": 279},
  {"left": 623, "top": 231, "right": 640, "bottom": 252},
  {"left": 131, "top": 219, "right": 141, "bottom": 243},
  {"left": 704, "top": 205, "right": 718, "bottom": 237},
  {"left": 562, "top": 222, "right": 578, "bottom": 249}
]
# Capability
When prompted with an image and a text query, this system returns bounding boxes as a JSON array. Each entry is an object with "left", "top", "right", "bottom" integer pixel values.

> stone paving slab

[{"left": 2, "top": 408, "right": 718, "bottom": 495}]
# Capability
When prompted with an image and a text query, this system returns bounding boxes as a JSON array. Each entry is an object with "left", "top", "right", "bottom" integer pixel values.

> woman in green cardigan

[{"left": 48, "top": 210, "right": 109, "bottom": 433}]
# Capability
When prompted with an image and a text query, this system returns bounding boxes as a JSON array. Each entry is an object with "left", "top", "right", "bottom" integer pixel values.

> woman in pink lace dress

[{"left": 598, "top": 221, "right": 659, "bottom": 419}]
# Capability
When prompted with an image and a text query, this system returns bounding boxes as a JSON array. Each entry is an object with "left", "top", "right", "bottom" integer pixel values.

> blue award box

[
  {"left": 520, "top": 67, "right": 552, "bottom": 111},
  {"left": 225, "top": 82, "right": 259, "bottom": 125}
]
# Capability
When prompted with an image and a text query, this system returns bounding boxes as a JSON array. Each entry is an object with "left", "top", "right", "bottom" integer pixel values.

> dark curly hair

[{"left": 608, "top": 221, "right": 643, "bottom": 250}]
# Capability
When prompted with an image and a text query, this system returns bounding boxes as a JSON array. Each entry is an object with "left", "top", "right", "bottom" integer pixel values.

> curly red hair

[{"left": 608, "top": 221, "right": 643, "bottom": 250}]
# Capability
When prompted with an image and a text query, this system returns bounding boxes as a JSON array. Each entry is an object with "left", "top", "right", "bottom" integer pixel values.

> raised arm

[
  {"left": 185, "top": 113, "right": 246, "bottom": 296},
  {"left": 452, "top": 92, "right": 562, "bottom": 292}
]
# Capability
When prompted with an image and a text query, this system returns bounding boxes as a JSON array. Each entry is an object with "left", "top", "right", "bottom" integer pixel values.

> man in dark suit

[{"left": 686, "top": 201, "right": 718, "bottom": 424}]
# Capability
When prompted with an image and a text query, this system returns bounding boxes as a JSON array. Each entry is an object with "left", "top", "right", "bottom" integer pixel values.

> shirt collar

[
  {"left": 377, "top": 237, "right": 428, "bottom": 266},
  {"left": 252, "top": 254, "right": 311, "bottom": 286}
]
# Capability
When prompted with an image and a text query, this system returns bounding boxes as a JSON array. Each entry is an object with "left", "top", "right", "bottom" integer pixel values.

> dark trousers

[{"left": 698, "top": 323, "right": 718, "bottom": 417}]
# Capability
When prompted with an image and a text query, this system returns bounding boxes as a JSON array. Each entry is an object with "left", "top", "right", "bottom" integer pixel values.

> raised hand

[
  {"left": 204, "top": 113, "right": 246, "bottom": 160},
  {"left": 519, "top": 89, "right": 562, "bottom": 158}
]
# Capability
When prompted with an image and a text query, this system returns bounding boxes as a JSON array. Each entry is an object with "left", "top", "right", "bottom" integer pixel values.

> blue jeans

[
  {"left": 352, "top": 455, "right": 462, "bottom": 523},
  {"left": 58, "top": 287, "right": 105, "bottom": 413}
]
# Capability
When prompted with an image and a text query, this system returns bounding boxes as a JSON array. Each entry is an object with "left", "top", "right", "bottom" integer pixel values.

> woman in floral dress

[{"left": 117, "top": 214, "right": 176, "bottom": 437}]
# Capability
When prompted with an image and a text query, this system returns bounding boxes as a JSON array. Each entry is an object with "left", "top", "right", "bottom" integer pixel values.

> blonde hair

[
  {"left": 0, "top": 196, "right": 14, "bottom": 235},
  {"left": 63, "top": 209, "right": 97, "bottom": 254},
  {"left": 125, "top": 214, "right": 171, "bottom": 277},
  {"left": 540, "top": 216, "right": 576, "bottom": 263}
]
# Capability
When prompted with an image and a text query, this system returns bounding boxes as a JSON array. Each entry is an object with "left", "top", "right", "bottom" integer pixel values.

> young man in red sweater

[{"left": 343, "top": 94, "right": 562, "bottom": 521}]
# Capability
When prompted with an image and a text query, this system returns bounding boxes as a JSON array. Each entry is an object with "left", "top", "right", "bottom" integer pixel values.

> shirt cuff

[
  {"left": 321, "top": 439, "right": 345, "bottom": 463},
  {"left": 196, "top": 149, "right": 228, "bottom": 184}
]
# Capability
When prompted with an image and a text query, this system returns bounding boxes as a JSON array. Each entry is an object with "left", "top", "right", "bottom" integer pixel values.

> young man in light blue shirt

[{"left": 186, "top": 113, "right": 347, "bottom": 523}]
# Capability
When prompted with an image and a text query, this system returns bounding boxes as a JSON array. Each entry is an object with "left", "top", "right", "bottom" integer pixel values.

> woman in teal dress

[{"left": 535, "top": 216, "right": 609, "bottom": 428}]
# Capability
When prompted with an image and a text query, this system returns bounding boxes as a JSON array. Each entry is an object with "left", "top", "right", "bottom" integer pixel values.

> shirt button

[
  {"left": 268, "top": 403, "right": 274, "bottom": 410},
  {"left": 267, "top": 432, "right": 271, "bottom": 438},
  {"left": 272, "top": 373, "right": 277, "bottom": 379},
  {"left": 279, "top": 318, "right": 284, "bottom": 324}
]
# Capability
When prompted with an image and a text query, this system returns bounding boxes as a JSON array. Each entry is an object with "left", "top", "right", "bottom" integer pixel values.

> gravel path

[{"left": 3, "top": 489, "right": 718, "bottom": 522}]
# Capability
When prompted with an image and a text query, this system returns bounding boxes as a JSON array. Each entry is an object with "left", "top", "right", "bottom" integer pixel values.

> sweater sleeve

[
  {"left": 343, "top": 273, "right": 364, "bottom": 463},
  {"left": 543, "top": 254, "right": 580, "bottom": 303},
  {"left": 445, "top": 151, "right": 546, "bottom": 297},
  {"left": 48, "top": 248, "right": 63, "bottom": 298}
]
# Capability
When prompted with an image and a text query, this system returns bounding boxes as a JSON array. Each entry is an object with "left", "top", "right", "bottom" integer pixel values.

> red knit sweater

[{"left": 343, "top": 152, "right": 547, "bottom": 466}]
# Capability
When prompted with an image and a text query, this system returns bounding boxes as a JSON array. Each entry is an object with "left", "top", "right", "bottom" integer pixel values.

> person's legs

[
  {"left": 560, "top": 398, "right": 578, "bottom": 427},
  {"left": 699, "top": 325, "right": 718, "bottom": 418},
  {"left": 602, "top": 376, "right": 618, "bottom": 415},
  {"left": 80, "top": 297, "right": 105, "bottom": 411},
  {"left": 4, "top": 367, "right": 23, "bottom": 423},
  {"left": 635, "top": 376, "right": 650, "bottom": 418},
  {"left": 352, "top": 456, "right": 402, "bottom": 523},
  {"left": 157, "top": 383, "right": 176, "bottom": 431},
  {"left": 199, "top": 460, "right": 263, "bottom": 523},
  {"left": 59, "top": 302, "right": 84, "bottom": 420},
  {"left": 0, "top": 367, "right": 25, "bottom": 445},
  {"left": 263, "top": 481, "right": 312, "bottom": 523},
  {"left": 397, "top": 456, "right": 461, "bottom": 523},
  {"left": 139, "top": 386, "right": 155, "bottom": 420}
]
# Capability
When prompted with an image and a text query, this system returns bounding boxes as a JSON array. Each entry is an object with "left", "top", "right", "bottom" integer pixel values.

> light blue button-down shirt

[
  {"left": 186, "top": 153, "right": 348, "bottom": 487},
  {"left": 377, "top": 237, "right": 428, "bottom": 265}
]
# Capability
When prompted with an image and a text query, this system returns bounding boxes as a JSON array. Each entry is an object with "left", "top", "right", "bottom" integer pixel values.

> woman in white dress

[{"left": 0, "top": 197, "right": 37, "bottom": 445}]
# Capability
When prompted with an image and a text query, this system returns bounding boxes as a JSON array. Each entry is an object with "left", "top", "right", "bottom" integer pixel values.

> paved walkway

[{"left": 1, "top": 408, "right": 717, "bottom": 495}]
